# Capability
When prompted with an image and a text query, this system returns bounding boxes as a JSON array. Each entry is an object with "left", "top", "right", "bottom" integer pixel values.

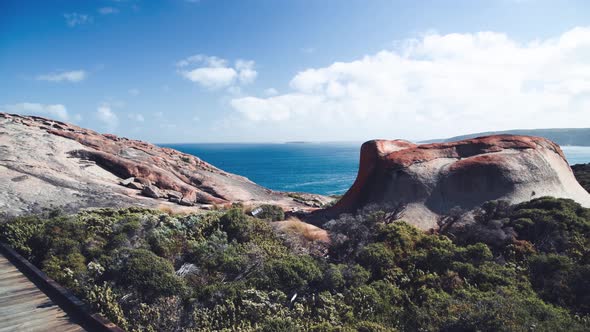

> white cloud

[
  {"left": 64, "top": 13, "right": 92, "bottom": 27},
  {"left": 176, "top": 55, "right": 227, "bottom": 68},
  {"left": 98, "top": 7, "right": 119, "bottom": 15},
  {"left": 128, "top": 88, "right": 140, "bottom": 96},
  {"left": 182, "top": 67, "right": 237, "bottom": 88},
  {"left": 177, "top": 54, "right": 257, "bottom": 89},
  {"left": 235, "top": 59, "right": 257, "bottom": 84},
  {"left": 230, "top": 27, "right": 590, "bottom": 141},
  {"left": 37, "top": 70, "right": 87, "bottom": 82},
  {"left": 96, "top": 105, "right": 119, "bottom": 130},
  {"left": 1, "top": 103, "right": 69, "bottom": 121},
  {"left": 264, "top": 88, "right": 278, "bottom": 96},
  {"left": 127, "top": 113, "right": 145, "bottom": 122}
]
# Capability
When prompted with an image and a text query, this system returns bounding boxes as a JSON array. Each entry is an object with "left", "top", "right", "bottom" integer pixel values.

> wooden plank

[{"left": 0, "top": 253, "right": 87, "bottom": 332}]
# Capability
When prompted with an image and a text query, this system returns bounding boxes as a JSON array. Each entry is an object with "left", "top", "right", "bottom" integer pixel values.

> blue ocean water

[
  {"left": 161, "top": 143, "right": 590, "bottom": 196},
  {"left": 561, "top": 146, "right": 590, "bottom": 166}
]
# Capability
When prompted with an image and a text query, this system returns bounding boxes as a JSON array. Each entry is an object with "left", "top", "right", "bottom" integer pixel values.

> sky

[{"left": 1, "top": 0, "right": 590, "bottom": 143}]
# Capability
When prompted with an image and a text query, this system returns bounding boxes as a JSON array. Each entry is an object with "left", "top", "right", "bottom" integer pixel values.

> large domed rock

[
  {"left": 0, "top": 112, "right": 326, "bottom": 215},
  {"left": 324, "top": 135, "right": 590, "bottom": 230}
]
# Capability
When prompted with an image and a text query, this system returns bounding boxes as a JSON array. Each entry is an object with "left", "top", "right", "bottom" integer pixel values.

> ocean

[{"left": 161, "top": 143, "right": 590, "bottom": 196}]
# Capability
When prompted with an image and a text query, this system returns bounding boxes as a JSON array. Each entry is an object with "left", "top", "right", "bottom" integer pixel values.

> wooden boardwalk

[{"left": 0, "top": 252, "right": 86, "bottom": 332}]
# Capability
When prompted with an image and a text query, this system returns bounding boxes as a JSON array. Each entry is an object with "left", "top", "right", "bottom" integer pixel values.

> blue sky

[{"left": 1, "top": 0, "right": 590, "bottom": 143}]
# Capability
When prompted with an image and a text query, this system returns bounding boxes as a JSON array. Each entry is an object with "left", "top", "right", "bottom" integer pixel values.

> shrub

[
  {"left": 85, "top": 283, "right": 129, "bottom": 330},
  {"left": 115, "top": 249, "right": 186, "bottom": 301},
  {"left": 255, "top": 254, "right": 323, "bottom": 292},
  {"left": 358, "top": 243, "right": 396, "bottom": 279},
  {"left": 0, "top": 215, "right": 45, "bottom": 259},
  {"left": 42, "top": 253, "right": 87, "bottom": 291},
  {"left": 323, "top": 264, "right": 345, "bottom": 290},
  {"left": 2, "top": 201, "right": 589, "bottom": 331},
  {"left": 260, "top": 317, "right": 299, "bottom": 332},
  {"left": 220, "top": 208, "right": 251, "bottom": 242},
  {"left": 253, "top": 204, "right": 285, "bottom": 221},
  {"left": 572, "top": 163, "right": 590, "bottom": 192}
]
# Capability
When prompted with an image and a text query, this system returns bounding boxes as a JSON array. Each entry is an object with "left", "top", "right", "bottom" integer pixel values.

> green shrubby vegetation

[
  {"left": 572, "top": 163, "right": 590, "bottom": 192},
  {"left": 1, "top": 199, "right": 589, "bottom": 331},
  {"left": 251, "top": 204, "right": 285, "bottom": 221}
]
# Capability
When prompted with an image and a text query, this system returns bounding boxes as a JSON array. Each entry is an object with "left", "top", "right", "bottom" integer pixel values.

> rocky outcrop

[
  {"left": 141, "top": 185, "right": 163, "bottom": 199},
  {"left": 0, "top": 113, "right": 324, "bottom": 216},
  {"left": 323, "top": 135, "right": 590, "bottom": 230}
]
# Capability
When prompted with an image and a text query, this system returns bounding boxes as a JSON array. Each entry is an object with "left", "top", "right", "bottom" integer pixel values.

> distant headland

[{"left": 422, "top": 128, "right": 590, "bottom": 146}]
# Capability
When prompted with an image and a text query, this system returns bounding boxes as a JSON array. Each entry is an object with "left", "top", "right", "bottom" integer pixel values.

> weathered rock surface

[
  {"left": 142, "top": 185, "right": 163, "bottom": 199},
  {"left": 120, "top": 177, "right": 135, "bottom": 186},
  {"left": 0, "top": 113, "right": 323, "bottom": 216},
  {"left": 167, "top": 190, "right": 183, "bottom": 200},
  {"left": 322, "top": 135, "right": 590, "bottom": 230},
  {"left": 127, "top": 181, "right": 144, "bottom": 190}
]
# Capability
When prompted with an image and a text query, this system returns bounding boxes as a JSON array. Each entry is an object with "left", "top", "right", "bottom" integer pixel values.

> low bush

[
  {"left": 1, "top": 200, "right": 589, "bottom": 331},
  {"left": 573, "top": 163, "right": 590, "bottom": 192},
  {"left": 252, "top": 204, "right": 285, "bottom": 221}
]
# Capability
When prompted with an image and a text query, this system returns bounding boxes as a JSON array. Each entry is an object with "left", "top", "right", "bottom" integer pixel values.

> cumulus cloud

[
  {"left": 64, "top": 13, "right": 92, "bottom": 27},
  {"left": 98, "top": 7, "right": 119, "bottom": 15},
  {"left": 37, "top": 70, "right": 87, "bottom": 82},
  {"left": 96, "top": 105, "right": 119, "bottom": 130},
  {"left": 182, "top": 67, "right": 237, "bottom": 88},
  {"left": 1, "top": 103, "right": 69, "bottom": 121},
  {"left": 235, "top": 60, "right": 257, "bottom": 84},
  {"left": 177, "top": 54, "right": 257, "bottom": 89},
  {"left": 230, "top": 27, "right": 590, "bottom": 141}
]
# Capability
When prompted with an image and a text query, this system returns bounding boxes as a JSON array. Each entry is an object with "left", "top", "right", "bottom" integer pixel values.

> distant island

[{"left": 422, "top": 128, "right": 590, "bottom": 146}]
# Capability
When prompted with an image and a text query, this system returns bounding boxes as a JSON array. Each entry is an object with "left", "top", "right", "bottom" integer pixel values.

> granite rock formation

[
  {"left": 0, "top": 113, "right": 329, "bottom": 216},
  {"left": 323, "top": 135, "right": 590, "bottom": 230}
]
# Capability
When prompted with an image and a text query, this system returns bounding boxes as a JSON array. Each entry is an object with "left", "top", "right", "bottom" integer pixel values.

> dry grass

[
  {"left": 276, "top": 217, "right": 330, "bottom": 243},
  {"left": 156, "top": 204, "right": 194, "bottom": 216},
  {"left": 157, "top": 204, "right": 175, "bottom": 215}
]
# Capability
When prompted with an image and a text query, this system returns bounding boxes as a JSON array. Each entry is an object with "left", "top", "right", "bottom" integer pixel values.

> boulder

[
  {"left": 120, "top": 177, "right": 135, "bottom": 186},
  {"left": 127, "top": 182, "right": 144, "bottom": 190},
  {"left": 142, "top": 185, "right": 163, "bottom": 199},
  {"left": 322, "top": 135, "right": 590, "bottom": 230},
  {"left": 167, "top": 190, "right": 183, "bottom": 200},
  {"left": 179, "top": 198, "right": 195, "bottom": 206},
  {"left": 135, "top": 177, "right": 151, "bottom": 186}
]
